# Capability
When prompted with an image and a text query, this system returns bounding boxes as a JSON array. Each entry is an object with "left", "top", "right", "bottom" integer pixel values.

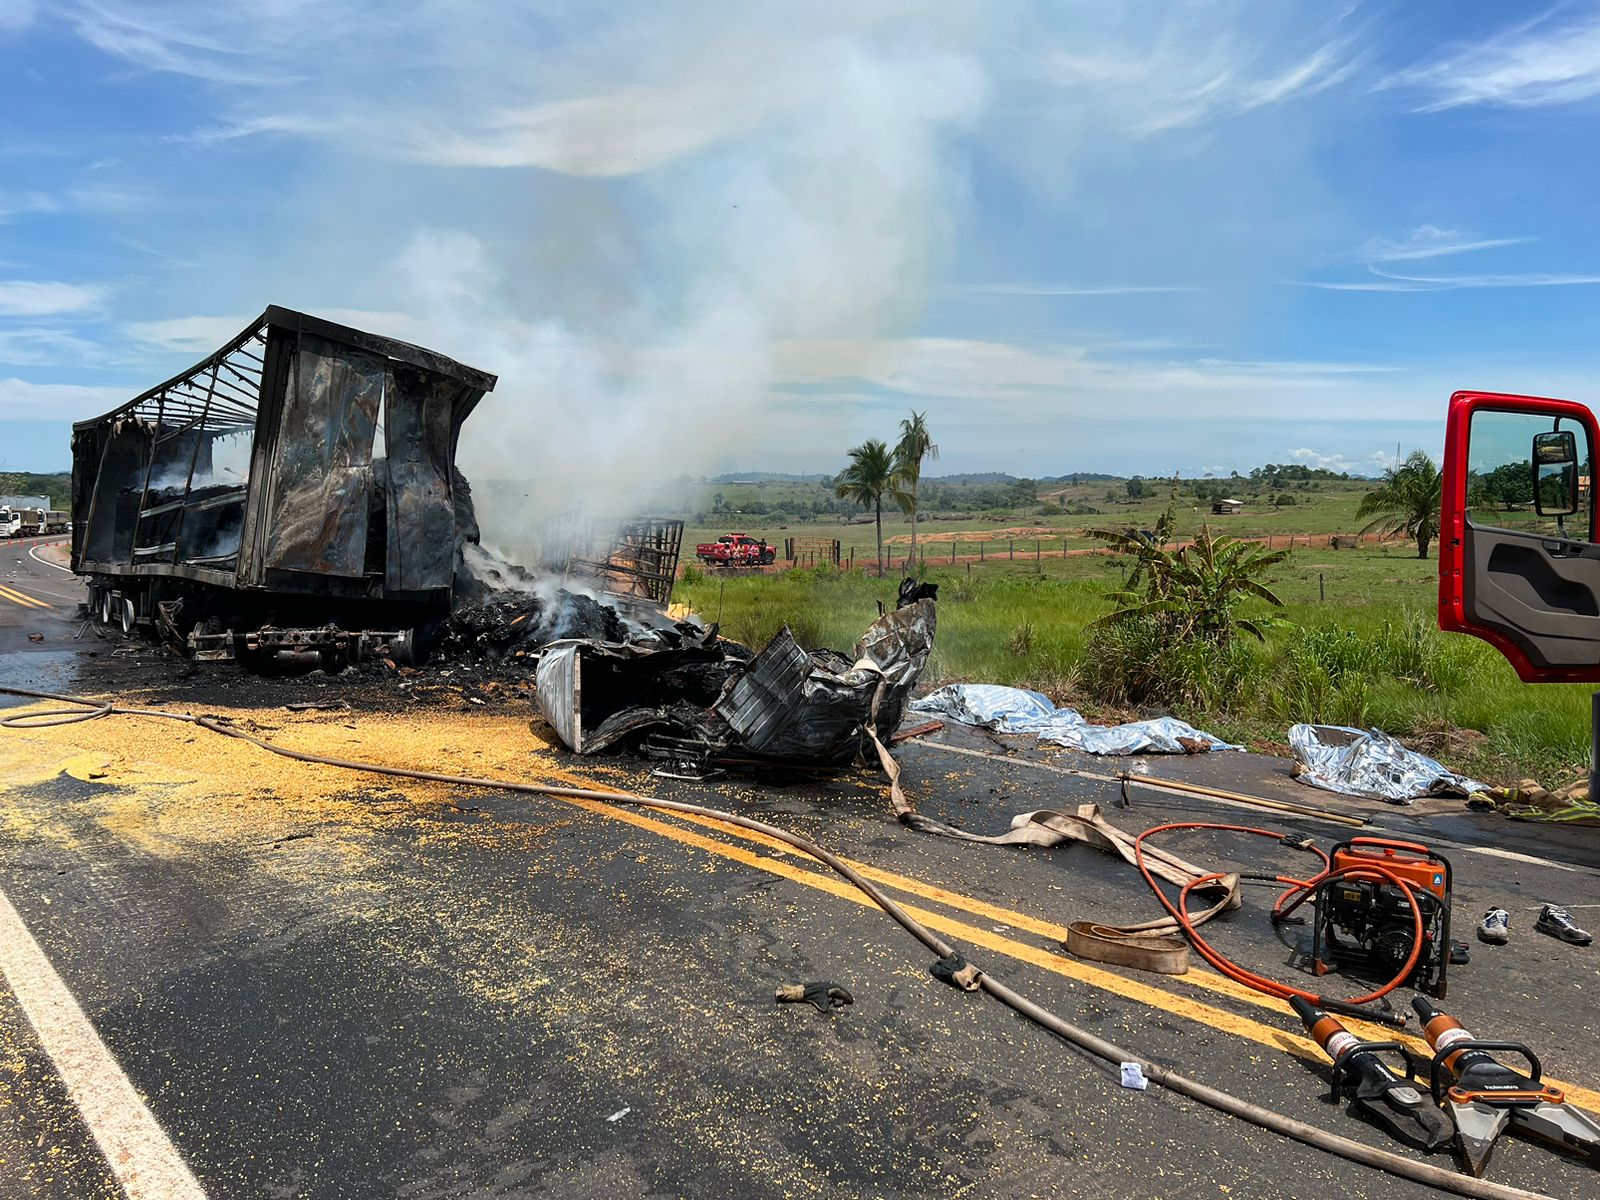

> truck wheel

[
  {"left": 99, "top": 590, "right": 114, "bottom": 625},
  {"left": 120, "top": 598, "right": 136, "bottom": 636}
]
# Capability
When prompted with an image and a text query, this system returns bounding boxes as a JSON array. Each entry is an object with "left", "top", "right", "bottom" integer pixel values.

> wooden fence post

[{"left": 1036, "top": 539, "right": 1041, "bottom": 560}]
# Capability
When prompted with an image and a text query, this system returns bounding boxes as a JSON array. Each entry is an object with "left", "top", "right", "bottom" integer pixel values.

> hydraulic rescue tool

[
  {"left": 1290, "top": 995, "right": 1453, "bottom": 1152},
  {"left": 1413, "top": 996, "right": 1600, "bottom": 1177}
]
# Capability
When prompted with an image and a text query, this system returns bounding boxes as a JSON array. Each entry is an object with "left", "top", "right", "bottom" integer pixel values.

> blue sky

[{"left": 5, "top": 2, "right": 1600, "bottom": 498}]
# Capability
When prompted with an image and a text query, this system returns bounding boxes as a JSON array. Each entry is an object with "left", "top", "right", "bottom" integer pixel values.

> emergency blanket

[
  {"left": 1287, "top": 724, "right": 1487, "bottom": 804},
  {"left": 909, "top": 684, "right": 1240, "bottom": 755}
]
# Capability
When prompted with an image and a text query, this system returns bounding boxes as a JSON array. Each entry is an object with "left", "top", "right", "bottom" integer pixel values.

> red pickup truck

[{"left": 695, "top": 533, "right": 776, "bottom": 567}]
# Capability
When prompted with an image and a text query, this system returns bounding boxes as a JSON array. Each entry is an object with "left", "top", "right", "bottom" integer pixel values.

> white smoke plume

[{"left": 373, "top": 18, "right": 988, "bottom": 563}]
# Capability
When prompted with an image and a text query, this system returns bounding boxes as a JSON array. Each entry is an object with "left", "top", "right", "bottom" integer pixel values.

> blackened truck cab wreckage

[
  {"left": 71, "top": 307, "right": 496, "bottom": 668},
  {"left": 534, "top": 581, "right": 938, "bottom": 770}
]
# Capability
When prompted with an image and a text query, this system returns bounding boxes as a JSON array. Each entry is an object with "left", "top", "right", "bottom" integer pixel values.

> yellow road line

[
  {"left": 548, "top": 791, "right": 1600, "bottom": 1116},
  {"left": 654, "top": 807, "right": 1417, "bottom": 1041},
  {"left": 0, "top": 583, "right": 50, "bottom": 609}
]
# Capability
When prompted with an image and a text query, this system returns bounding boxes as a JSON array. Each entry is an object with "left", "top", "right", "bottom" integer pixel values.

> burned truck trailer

[{"left": 71, "top": 306, "right": 497, "bottom": 665}]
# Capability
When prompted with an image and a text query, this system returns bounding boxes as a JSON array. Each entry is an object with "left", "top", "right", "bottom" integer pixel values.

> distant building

[{"left": 1212, "top": 498, "right": 1245, "bottom": 515}]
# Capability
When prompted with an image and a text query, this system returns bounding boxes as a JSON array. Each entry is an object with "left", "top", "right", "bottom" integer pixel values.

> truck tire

[
  {"left": 120, "top": 597, "right": 136, "bottom": 636},
  {"left": 99, "top": 590, "right": 114, "bottom": 626}
]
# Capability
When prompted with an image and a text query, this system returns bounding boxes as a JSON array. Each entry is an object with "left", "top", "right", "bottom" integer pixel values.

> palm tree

[
  {"left": 1357, "top": 451, "right": 1443, "bottom": 558},
  {"left": 836, "top": 439, "right": 895, "bottom": 576},
  {"left": 893, "top": 410, "right": 938, "bottom": 566}
]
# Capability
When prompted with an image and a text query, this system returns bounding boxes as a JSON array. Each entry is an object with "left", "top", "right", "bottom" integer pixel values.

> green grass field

[{"left": 674, "top": 543, "right": 1590, "bottom": 788}]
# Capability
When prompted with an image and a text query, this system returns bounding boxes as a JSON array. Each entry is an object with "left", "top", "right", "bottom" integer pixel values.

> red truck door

[{"left": 1440, "top": 390, "right": 1600, "bottom": 681}]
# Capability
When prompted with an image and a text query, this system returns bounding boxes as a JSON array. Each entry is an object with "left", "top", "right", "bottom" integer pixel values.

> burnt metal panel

[
  {"left": 535, "top": 643, "right": 584, "bottom": 751},
  {"left": 261, "top": 333, "right": 383, "bottom": 578},
  {"left": 384, "top": 363, "right": 462, "bottom": 592},
  {"left": 237, "top": 326, "right": 294, "bottom": 587},
  {"left": 713, "top": 629, "right": 810, "bottom": 750},
  {"left": 83, "top": 421, "right": 153, "bottom": 566}
]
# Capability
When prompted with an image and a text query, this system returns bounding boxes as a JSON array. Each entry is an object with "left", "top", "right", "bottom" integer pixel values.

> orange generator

[{"left": 1311, "top": 837, "right": 1455, "bottom": 998}]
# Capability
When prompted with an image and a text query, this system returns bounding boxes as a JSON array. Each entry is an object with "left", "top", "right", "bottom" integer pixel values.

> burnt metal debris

[
  {"left": 534, "top": 595, "right": 937, "bottom": 769},
  {"left": 567, "top": 517, "right": 685, "bottom": 607},
  {"left": 71, "top": 306, "right": 497, "bottom": 667}
]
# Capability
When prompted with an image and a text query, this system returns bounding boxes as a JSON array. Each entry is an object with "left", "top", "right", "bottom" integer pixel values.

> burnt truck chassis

[{"left": 71, "top": 306, "right": 497, "bottom": 668}]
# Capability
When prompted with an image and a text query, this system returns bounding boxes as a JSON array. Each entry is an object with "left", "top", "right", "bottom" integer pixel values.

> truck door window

[{"left": 1467, "top": 409, "right": 1593, "bottom": 542}]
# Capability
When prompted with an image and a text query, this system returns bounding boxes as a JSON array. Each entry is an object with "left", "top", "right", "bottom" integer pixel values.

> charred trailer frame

[
  {"left": 71, "top": 306, "right": 497, "bottom": 663},
  {"left": 567, "top": 517, "right": 685, "bottom": 607}
]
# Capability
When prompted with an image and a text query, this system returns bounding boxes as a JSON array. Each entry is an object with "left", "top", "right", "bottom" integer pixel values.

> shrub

[
  {"left": 1008, "top": 621, "right": 1034, "bottom": 657},
  {"left": 680, "top": 563, "right": 706, "bottom": 587},
  {"left": 1082, "top": 614, "right": 1265, "bottom": 712}
]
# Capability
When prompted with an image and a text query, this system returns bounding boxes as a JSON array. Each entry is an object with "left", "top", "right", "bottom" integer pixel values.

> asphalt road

[{"left": 1, "top": 548, "right": 1597, "bottom": 1199}]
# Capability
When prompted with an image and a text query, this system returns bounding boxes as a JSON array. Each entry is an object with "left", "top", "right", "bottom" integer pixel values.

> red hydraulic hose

[{"left": 1133, "top": 821, "right": 1426, "bottom": 1009}]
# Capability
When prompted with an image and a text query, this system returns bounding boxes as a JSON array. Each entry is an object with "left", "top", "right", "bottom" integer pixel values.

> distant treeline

[{"left": 0, "top": 471, "right": 71, "bottom": 510}]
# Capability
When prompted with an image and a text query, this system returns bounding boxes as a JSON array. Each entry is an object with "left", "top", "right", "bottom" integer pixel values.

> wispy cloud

[
  {"left": 1352, "top": 224, "right": 1532, "bottom": 263},
  {"left": 1195, "top": 358, "right": 1401, "bottom": 375},
  {"left": 1134, "top": 39, "right": 1361, "bottom": 132},
  {"left": 771, "top": 336, "right": 1406, "bottom": 417},
  {"left": 1287, "top": 446, "right": 1391, "bottom": 474},
  {"left": 1387, "top": 10, "right": 1600, "bottom": 111},
  {"left": 0, "top": 327, "right": 103, "bottom": 367},
  {"left": 961, "top": 283, "right": 1199, "bottom": 296},
  {"left": 124, "top": 313, "right": 252, "bottom": 353},
  {"left": 0, "top": 280, "right": 108, "bottom": 315},
  {"left": 0, "top": 0, "right": 35, "bottom": 34},
  {"left": 0, "top": 192, "right": 58, "bottom": 222},
  {"left": 1046, "top": 21, "right": 1363, "bottom": 136},
  {"left": 395, "top": 84, "right": 786, "bottom": 174},
  {"left": 66, "top": 1, "right": 325, "bottom": 86},
  {"left": 164, "top": 113, "right": 341, "bottom": 147},
  {"left": 1303, "top": 265, "right": 1600, "bottom": 293},
  {"left": 0, "top": 377, "right": 130, "bottom": 421}
]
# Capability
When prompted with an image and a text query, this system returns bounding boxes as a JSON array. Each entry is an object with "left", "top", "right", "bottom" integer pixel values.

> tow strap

[{"left": 864, "top": 724, "right": 1239, "bottom": 975}]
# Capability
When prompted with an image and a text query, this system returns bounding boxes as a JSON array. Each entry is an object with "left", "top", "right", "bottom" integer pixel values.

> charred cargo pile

[
  {"left": 533, "top": 588, "right": 936, "bottom": 769},
  {"left": 70, "top": 306, "right": 496, "bottom": 668},
  {"left": 433, "top": 591, "right": 636, "bottom": 668}
]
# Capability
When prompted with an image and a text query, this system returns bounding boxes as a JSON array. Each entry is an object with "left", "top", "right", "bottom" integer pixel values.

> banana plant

[{"left": 1087, "top": 524, "right": 1289, "bottom": 646}]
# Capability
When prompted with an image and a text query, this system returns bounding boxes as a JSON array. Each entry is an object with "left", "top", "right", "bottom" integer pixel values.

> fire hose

[
  {"left": 0, "top": 684, "right": 1555, "bottom": 1200},
  {"left": 1133, "top": 821, "right": 1427, "bottom": 1013}
]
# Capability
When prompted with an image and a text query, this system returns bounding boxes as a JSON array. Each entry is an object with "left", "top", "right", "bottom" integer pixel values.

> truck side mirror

[{"left": 1533, "top": 429, "right": 1580, "bottom": 517}]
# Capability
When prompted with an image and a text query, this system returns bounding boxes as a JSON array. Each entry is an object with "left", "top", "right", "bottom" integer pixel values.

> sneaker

[
  {"left": 1477, "top": 908, "right": 1510, "bottom": 944},
  {"left": 1535, "top": 905, "right": 1593, "bottom": 946}
]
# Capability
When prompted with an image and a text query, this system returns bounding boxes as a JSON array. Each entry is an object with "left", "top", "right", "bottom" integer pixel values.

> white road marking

[
  {"left": 0, "top": 886, "right": 208, "bottom": 1199},
  {"left": 1461, "top": 846, "right": 1578, "bottom": 872},
  {"left": 29, "top": 542, "right": 75, "bottom": 573}
]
